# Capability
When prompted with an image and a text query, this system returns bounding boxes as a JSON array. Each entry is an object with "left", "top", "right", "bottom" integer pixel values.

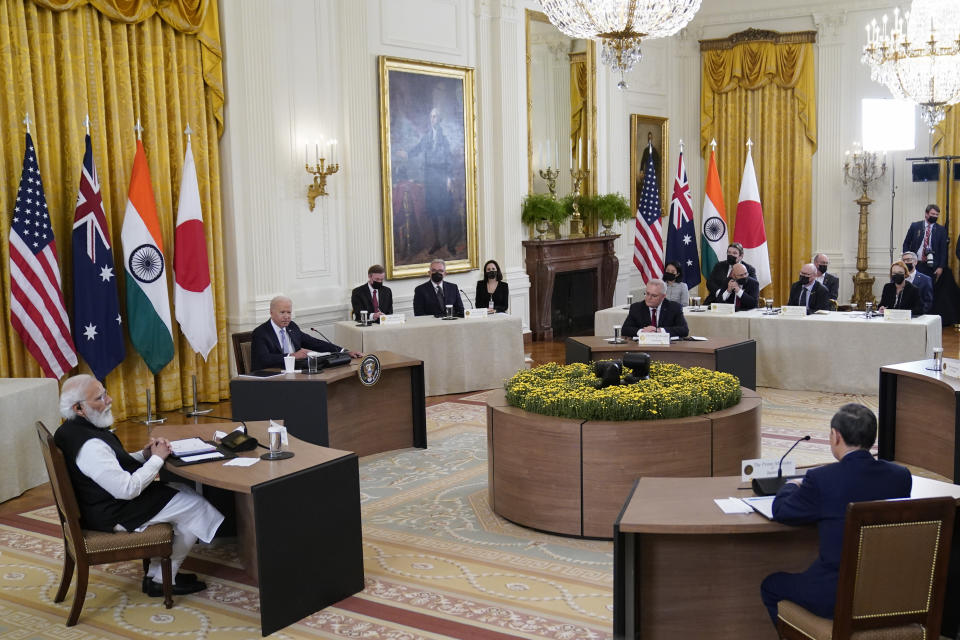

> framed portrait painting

[
  {"left": 629, "top": 114, "right": 670, "bottom": 219},
  {"left": 378, "top": 56, "right": 479, "bottom": 279}
]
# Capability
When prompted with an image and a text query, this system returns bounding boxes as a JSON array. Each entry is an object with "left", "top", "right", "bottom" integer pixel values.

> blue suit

[
  {"left": 908, "top": 271, "right": 934, "bottom": 314},
  {"left": 760, "top": 449, "right": 911, "bottom": 625},
  {"left": 412, "top": 280, "right": 464, "bottom": 317},
  {"left": 903, "top": 220, "right": 948, "bottom": 277}
]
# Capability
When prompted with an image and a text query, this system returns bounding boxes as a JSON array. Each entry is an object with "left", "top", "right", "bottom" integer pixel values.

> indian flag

[
  {"left": 700, "top": 141, "right": 728, "bottom": 282},
  {"left": 121, "top": 140, "right": 174, "bottom": 374}
]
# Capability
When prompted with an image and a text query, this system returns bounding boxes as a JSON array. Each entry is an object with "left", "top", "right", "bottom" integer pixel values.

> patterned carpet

[{"left": 0, "top": 387, "right": 877, "bottom": 638}]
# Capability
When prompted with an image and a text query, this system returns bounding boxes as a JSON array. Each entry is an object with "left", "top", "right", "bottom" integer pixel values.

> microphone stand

[{"left": 751, "top": 435, "right": 810, "bottom": 496}]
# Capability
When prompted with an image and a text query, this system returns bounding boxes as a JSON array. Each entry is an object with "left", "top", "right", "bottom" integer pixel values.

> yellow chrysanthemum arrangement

[{"left": 505, "top": 361, "right": 742, "bottom": 421}]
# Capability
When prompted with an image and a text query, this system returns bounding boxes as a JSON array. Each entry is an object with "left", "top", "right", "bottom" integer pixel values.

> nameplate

[
  {"left": 634, "top": 332, "right": 671, "bottom": 345},
  {"left": 379, "top": 313, "right": 405, "bottom": 325},
  {"left": 465, "top": 308, "right": 488, "bottom": 319},
  {"left": 944, "top": 360, "right": 960, "bottom": 378},
  {"left": 710, "top": 303, "right": 735, "bottom": 315},
  {"left": 742, "top": 458, "right": 796, "bottom": 482},
  {"left": 780, "top": 305, "right": 807, "bottom": 317},
  {"left": 883, "top": 308, "right": 911, "bottom": 321}
]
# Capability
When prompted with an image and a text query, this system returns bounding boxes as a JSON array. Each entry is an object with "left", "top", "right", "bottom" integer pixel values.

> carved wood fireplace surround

[{"left": 522, "top": 236, "right": 619, "bottom": 341}]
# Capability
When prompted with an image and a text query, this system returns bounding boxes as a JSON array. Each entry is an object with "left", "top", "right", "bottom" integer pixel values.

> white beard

[{"left": 84, "top": 404, "right": 115, "bottom": 429}]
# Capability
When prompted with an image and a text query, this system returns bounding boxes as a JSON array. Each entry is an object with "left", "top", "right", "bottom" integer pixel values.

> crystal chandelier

[
  {"left": 861, "top": 0, "right": 960, "bottom": 130},
  {"left": 537, "top": 0, "right": 702, "bottom": 89}
]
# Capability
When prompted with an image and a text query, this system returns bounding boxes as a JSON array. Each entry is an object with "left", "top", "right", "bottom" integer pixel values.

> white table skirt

[
  {"left": 334, "top": 314, "right": 525, "bottom": 396},
  {"left": 0, "top": 378, "right": 58, "bottom": 502},
  {"left": 593, "top": 307, "right": 941, "bottom": 394}
]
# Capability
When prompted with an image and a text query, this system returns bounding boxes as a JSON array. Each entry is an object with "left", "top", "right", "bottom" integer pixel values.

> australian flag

[
  {"left": 72, "top": 133, "right": 125, "bottom": 380},
  {"left": 664, "top": 149, "right": 701, "bottom": 290}
]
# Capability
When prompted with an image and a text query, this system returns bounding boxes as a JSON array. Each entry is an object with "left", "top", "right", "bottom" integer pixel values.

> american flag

[
  {"left": 9, "top": 132, "right": 78, "bottom": 378},
  {"left": 633, "top": 145, "right": 664, "bottom": 282}
]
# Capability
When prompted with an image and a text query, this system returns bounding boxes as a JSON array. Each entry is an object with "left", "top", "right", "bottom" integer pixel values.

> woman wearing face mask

[
  {"left": 878, "top": 260, "right": 923, "bottom": 317},
  {"left": 661, "top": 261, "right": 689, "bottom": 307},
  {"left": 475, "top": 259, "right": 509, "bottom": 313}
]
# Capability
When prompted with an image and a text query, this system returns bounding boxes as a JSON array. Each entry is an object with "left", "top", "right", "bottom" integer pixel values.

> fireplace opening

[{"left": 550, "top": 269, "right": 596, "bottom": 338}]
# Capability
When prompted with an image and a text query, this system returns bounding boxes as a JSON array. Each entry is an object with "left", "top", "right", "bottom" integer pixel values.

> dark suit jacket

[
  {"left": 771, "top": 449, "right": 911, "bottom": 616},
  {"left": 819, "top": 273, "right": 839, "bottom": 301},
  {"left": 705, "top": 260, "right": 757, "bottom": 304},
  {"left": 903, "top": 220, "right": 948, "bottom": 275},
  {"left": 475, "top": 281, "right": 509, "bottom": 313},
  {"left": 907, "top": 271, "right": 933, "bottom": 314},
  {"left": 351, "top": 284, "right": 394, "bottom": 321},
  {"left": 879, "top": 281, "right": 924, "bottom": 317},
  {"left": 412, "top": 280, "right": 464, "bottom": 317},
  {"left": 714, "top": 276, "right": 760, "bottom": 311},
  {"left": 250, "top": 319, "right": 341, "bottom": 370},
  {"left": 787, "top": 280, "right": 832, "bottom": 313},
  {"left": 621, "top": 299, "right": 689, "bottom": 338}
]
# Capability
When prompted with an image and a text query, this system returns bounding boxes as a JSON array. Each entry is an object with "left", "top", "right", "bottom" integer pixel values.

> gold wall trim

[{"left": 699, "top": 28, "right": 817, "bottom": 51}]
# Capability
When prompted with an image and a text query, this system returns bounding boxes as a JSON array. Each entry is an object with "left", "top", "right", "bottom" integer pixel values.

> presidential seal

[{"left": 358, "top": 354, "right": 381, "bottom": 387}]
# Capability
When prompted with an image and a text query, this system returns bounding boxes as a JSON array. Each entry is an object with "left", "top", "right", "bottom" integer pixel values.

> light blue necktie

[{"left": 280, "top": 328, "right": 289, "bottom": 354}]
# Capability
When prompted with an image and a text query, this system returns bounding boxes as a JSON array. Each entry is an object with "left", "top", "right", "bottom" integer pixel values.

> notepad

[
  {"left": 180, "top": 451, "right": 224, "bottom": 463},
  {"left": 170, "top": 437, "right": 216, "bottom": 457},
  {"left": 714, "top": 497, "right": 754, "bottom": 514},
  {"left": 742, "top": 495, "right": 776, "bottom": 519}
]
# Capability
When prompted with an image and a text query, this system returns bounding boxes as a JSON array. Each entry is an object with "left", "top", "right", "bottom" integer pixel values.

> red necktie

[
  {"left": 921, "top": 223, "right": 932, "bottom": 258},
  {"left": 650, "top": 307, "right": 657, "bottom": 328},
  {"left": 372, "top": 289, "right": 379, "bottom": 314}
]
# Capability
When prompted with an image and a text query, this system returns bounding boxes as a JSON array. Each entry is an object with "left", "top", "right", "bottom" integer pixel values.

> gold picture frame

[
  {"left": 629, "top": 114, "right": 670, "bottom": 218},
  {"left": 378, "top": 56, "right": 479, "bottom": 279}
]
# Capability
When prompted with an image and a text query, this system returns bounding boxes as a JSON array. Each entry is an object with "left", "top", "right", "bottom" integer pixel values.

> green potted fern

[
  {"left": 594, "top": 193, "right": 632, "bottom": 235},
  {"left": 521, "top": 193, "right": 565, "bottom": 240}
]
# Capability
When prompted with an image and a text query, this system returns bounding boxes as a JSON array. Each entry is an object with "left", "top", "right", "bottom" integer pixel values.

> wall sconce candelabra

[
  {"left": 843, "top": 145, "right": 886, "bottom": 310},
  {"left": 305, "top": 140, "right": 340, "bottom": 211}
]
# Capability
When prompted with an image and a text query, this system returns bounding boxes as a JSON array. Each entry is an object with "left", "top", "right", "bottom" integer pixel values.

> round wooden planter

[{"left": 486, "top": 387, "right": 761, "bottom": 539}]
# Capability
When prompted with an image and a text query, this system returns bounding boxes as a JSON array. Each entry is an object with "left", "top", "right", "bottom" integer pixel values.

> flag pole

[
  {"left": 184, "top": 365, "right": 213, "bottom": 416},
  {"left": 23, "top": 112, "right": 31, "bottom": 134},
  {"left": 142, "top": 387, "right": 165, "bottom": 425}
]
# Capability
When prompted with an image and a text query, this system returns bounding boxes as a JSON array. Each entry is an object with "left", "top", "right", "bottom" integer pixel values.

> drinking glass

[
  {"left": 625, "top": 294, "right": 634, "bottom": 308},
  {"left": 360, "top": 309, "right": 369, "bottom": 325},
  {"left": 765, "top": 298, "right": 773, "bottom": 312},
  {"left": 933, "top": 347, "right": 944, "bottom": 371},
  {"left": 445, "top": 304, "right": 453, "bottom": 319},
  {"left": 865, "top": 301, "right": 874, "bottom": 317},
  {"left": 613, "top": 324, "right": 622, "bottom": 343},
  {"left": 691, "top": 296, "right": 701, "bottom": 310},
  {"left": 307, "top": 353, "right": 319, "bottom": 374}
]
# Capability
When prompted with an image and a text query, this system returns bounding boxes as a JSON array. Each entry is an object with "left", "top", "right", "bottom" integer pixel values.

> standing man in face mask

[
  {"left": 787, "top": 263, "right": 832, "bottom": 314},
  {"left": 900, "top": 251, "right": 933, "bottom": 314},
  {"left": 903, "top": 204, "right": 946, "bottom": 280},
  {"left": 705, "top": 242, "right": 757, "bottom": 304},
  {"left": 713, "top": 262, "right": 760, "bottom": 311},
  {"left": 812, "top": 253, "right": 839, "bottom": 301},
  {"left": 412, "top": 258, "right": 464, "bottom": 317},
  {"left": 351, "top": 264, "right": 394, "bottom": 322}
]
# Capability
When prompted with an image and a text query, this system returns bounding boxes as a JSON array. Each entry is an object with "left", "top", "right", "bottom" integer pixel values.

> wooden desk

[
  {"left": 230, "top": 350, "right": 426, "bottom": 457},
  {"left": 153, "top": 421, "right": 364, "bottom": 636},
  {"left": 613, "top": 475, "right": 960, "bottom": 639},
  {"left": 879, "top": 359, "right": 960, "bottom": 483},
  {"left": 565, "top": 336, "right": 756, "bottom": 390}
]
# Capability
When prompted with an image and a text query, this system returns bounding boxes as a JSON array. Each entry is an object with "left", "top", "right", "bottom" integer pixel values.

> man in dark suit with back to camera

[
  {"left": 351, "top": 264, "right": 393, "bottom": 322},
  {"left": 903, "top": 204, "right": 947, "bottom": 280},
  {"left": 787, "top": 263, "right": 832, "bottom": 313},
  {"left": 413, "top": 258, "right": 464, "bottom": 317},
  {"left": 705, "top": 242, "right": 756, "bottom": 304},
  {"left": 621, "top": 278, "right": 689, "bottom": 337},
  {"left": 760, "top": 403, "right": 911, "bottom": 627},
  {"left": 812, "top": 253, "right": 839, "bottom": 301},
  {"left": 251, "top": 295, "right": 360, "bottom": 370},
  {"left": 713, "top": 262, "right": 759, "bottom": 311}
]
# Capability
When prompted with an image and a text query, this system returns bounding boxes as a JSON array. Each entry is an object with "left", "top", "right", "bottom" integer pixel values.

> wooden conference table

[
  {"left": 564, "top": 335, "right": 757, "bottom": 390},
  {"left": 230, "top": 350, "right": 426, "bottom": 457},
  {"left": 880, "top": 358, "right": 960, "bottom": 483},
  {"left": 334, "top": 314, "right": 525, "bottom": 396},
  {"left": 613, "top": 474, "right": 960, "bottom": 640},
  {"left": 594, "top": 306, "right": 941, "bottom": 394},
  {"left": 154, "top": 421, "right": 364, "bottom": 636}
]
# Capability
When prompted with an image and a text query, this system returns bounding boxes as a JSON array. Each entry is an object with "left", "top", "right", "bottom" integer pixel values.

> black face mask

[
  {"left": 663, "top": 272, "right": 677, "bottom": 282},
  {"left": 798, "top": 275, "right": 810, "bottom": 286},
  {"left": 370, "top": 280, "right": 383, "bottom": 290},
  {"left": 926, "top": 216, "right": 938, "bottom": 224},
  {"left": 485, "top": 271, "right": 497, "bottom": 280},
  {"left": 431, "top": 272, "right": 443, "bottom": 283},
  {"left": 737, "top": 278, "right": 748, "bottom": 287},
  {"left": 817, "top": 264, "right": 827, "bottom": 274},
  {"left": 905, "top": 262, "right": 915, "bottom": 272},
  {"left": 891, "top": 273, "right": 905, "bottom": 285},
  {"left": 726, "top": 255, "right": 738, "bottom": 266}
]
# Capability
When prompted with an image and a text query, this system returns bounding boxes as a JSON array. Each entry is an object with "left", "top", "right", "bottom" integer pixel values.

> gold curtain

[
  {"left": 0, "top": 0, "right": 229, "bottom": 420},
  {"left": 933, "top": 106, "right": 960, "bottom": 281},
  {"left": 700, "top": 32, "right": 817, "bottom": 305},
  {"left": 570, "top": 52, "right": 587, "bottom": 182}
]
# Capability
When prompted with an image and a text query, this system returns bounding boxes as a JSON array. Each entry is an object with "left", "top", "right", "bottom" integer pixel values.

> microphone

[
  {"left": 205, "top": 415, "right": 247, "bottom": 434},
  {"left": 310, "top": 327, "right": 344, "bottom": 352},
  {"left": 751, "top": 435, "right": 811, "bottom": 496},
  {"left": 459, "top": 288, "right": 474, "bottom": 309}
]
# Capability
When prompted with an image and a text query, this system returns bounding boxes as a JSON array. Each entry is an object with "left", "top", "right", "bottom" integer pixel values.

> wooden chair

[
  {"left": 232, "top": 331, "right": 254, "bottom": 375},
  {"left": 35, "top": 421, "right": 174, "bottom": 625},
  {"left": 777, "top": 496, "right": 956, "bottom": 640}
]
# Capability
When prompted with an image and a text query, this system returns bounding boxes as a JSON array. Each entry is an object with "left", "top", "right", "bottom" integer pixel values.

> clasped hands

[{"left": 141, "top": 437, "right": 172, "bottom": 460}]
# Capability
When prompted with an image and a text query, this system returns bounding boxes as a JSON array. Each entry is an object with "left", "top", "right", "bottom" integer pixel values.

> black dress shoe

[{"left": 142, "top": 577, "right": 207, "bottom": 597}]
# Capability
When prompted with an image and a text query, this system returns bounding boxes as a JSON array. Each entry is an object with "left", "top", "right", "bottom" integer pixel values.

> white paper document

[
  {"left": 170, "top": 437, "right": 216, "bottom": 457},
  {"left": 180, "top": 451, "right": 224, "bottom": 463},
  {"left": 224, "top": 457, "right": 259, "bottom": 467},
  {"left": 714, "top": 497, "right": 754, "bottom": 514},
  {"left": 742, "top": 496, "right": 776, "bottom": 519}
]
